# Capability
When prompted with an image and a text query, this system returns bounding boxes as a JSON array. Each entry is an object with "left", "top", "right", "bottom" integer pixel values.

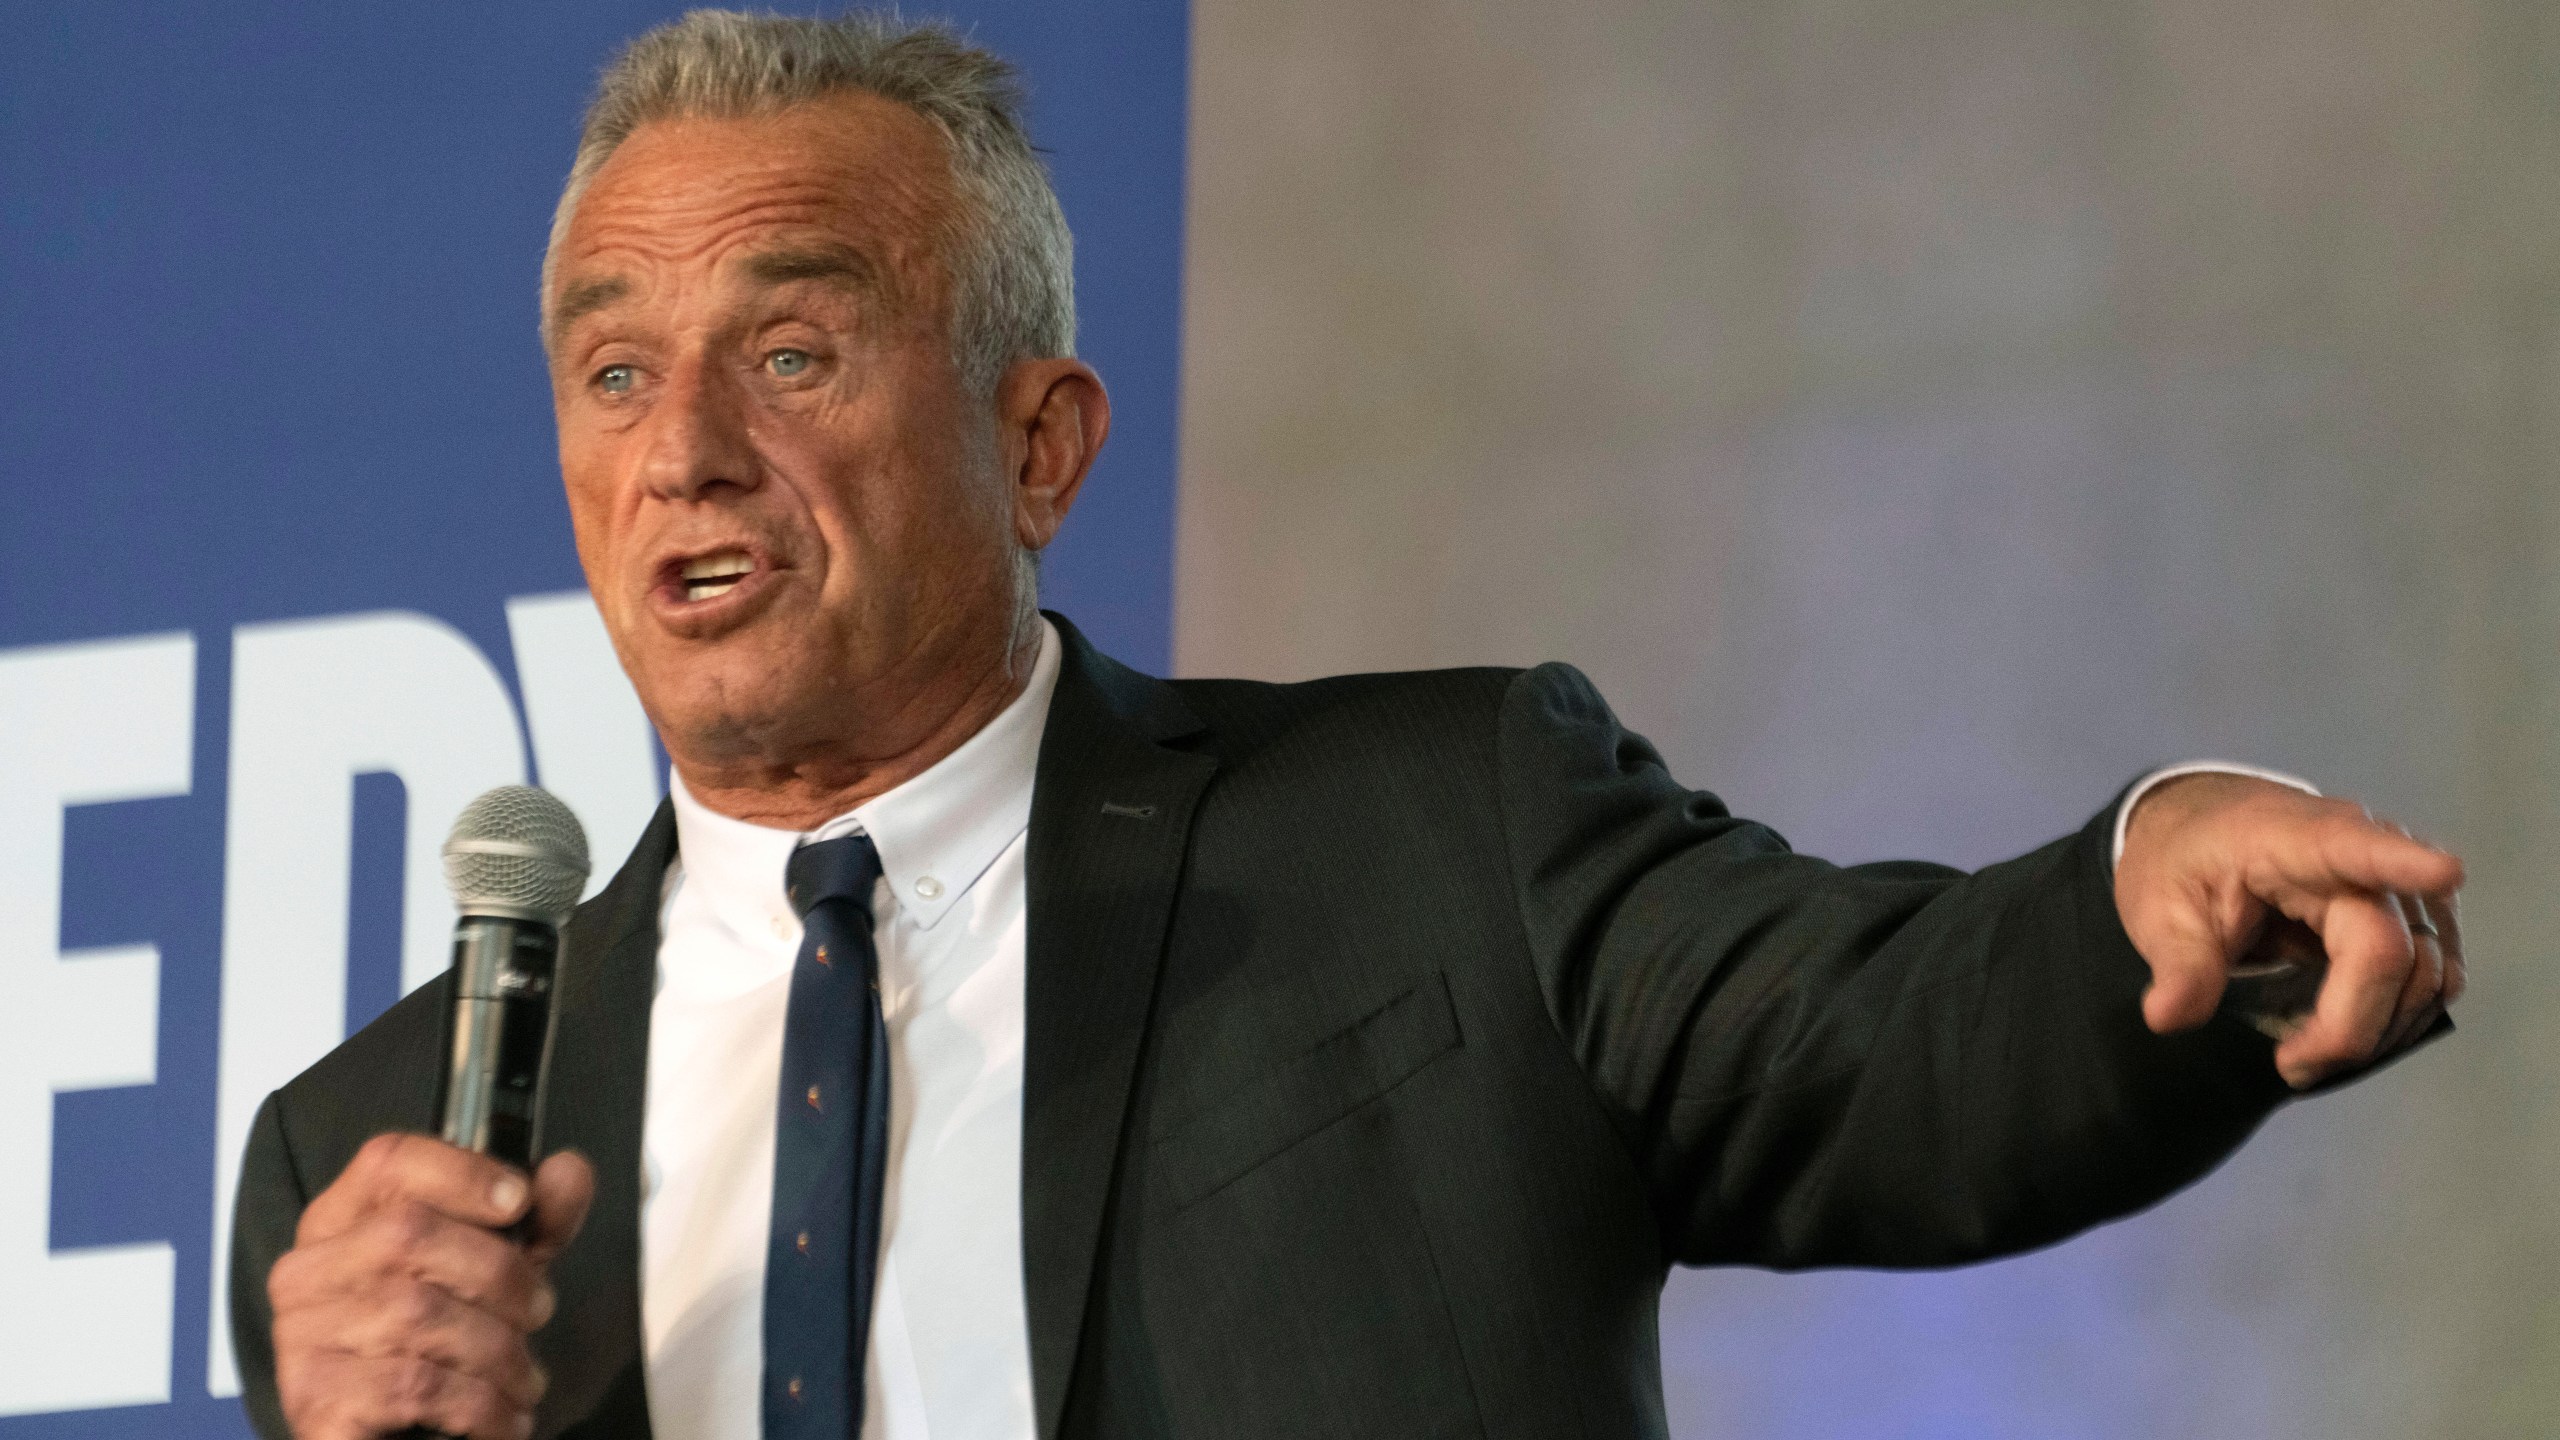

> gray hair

[{"left": 543, "top": 9, "right": 1076, "bottom": 396}]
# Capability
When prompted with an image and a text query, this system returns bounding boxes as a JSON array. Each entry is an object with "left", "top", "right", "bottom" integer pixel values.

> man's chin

[
  {"left": 640, "top": 659, "right": 842, "bottom": 769},
  {"left": 660, "top": 705, "right": 815, "bottom": 771}
]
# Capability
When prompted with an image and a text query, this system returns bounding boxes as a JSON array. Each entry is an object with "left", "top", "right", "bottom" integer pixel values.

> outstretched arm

[{"left": 1494, "top": 663, "right": 2457, "bottom": 1271}]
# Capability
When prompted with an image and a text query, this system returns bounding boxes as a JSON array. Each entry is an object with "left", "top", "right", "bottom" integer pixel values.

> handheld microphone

[{"left": 435, "top": 786, "right": 590, "bottom": 1171}]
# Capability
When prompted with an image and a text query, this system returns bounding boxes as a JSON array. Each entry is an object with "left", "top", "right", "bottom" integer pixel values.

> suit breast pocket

[{"left": 1151, "top": 970, "right": 1463, "bottom": 1210}]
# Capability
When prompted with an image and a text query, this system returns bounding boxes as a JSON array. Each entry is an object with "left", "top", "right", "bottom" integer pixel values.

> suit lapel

[
  {"left": 1022, "top": 619, "right": 1217, "bottom": 1439},
  {"left": 537, "top": 798, "right": 674, "bottom": 1439}
]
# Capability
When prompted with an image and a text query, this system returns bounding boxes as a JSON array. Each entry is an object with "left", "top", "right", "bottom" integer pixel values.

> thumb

[
  {"left": 2121, "top": 873, "right": 2252, "bottom": 1034},
  {"left": 524, "top": 1149, "right": 596, "bottom": 1269},
  {"left": 2137, "top": 911, "right": 2234, "bottom": 1033}
]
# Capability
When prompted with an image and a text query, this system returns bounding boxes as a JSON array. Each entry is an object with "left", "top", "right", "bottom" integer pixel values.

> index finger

[
  {"left": 299, "top": 1133, "right": 533, "bottom": 1246},
  {"left": 2273, "top": 814, "right": 2464, "bottom": 902}
]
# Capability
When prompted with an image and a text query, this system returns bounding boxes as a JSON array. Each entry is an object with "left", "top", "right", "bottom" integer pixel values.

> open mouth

[{"left": 679, "top": 551, "right": 756, "bottom": 602}]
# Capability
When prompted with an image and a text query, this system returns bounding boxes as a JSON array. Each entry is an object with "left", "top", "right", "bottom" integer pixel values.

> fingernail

[
  {"left": 533, "top": 1284, "right": 557, "bottom": 1326},
  {"left": 532, "top": 1362, "right": 551, "bottom": 1399},
  {"left": 492, "top": 1175, "right": 527, "bottom": 1214},
  {"left": 515, "top": 1413, "right": 535, "bottom": 1440}
]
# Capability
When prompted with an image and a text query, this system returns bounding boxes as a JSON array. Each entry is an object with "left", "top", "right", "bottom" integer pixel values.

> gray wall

[{"left": 1175, "top": 2, "right": 2560, "bottom": 1434}]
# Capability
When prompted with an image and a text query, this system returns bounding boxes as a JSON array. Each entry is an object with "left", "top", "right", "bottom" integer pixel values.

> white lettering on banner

[
  {"left": 0, "top": 633, "right": 192, "bottom": 1417},
  {"left": 205, "top": 612, "right": 529, "bottom": 1398},
  {"left": 507, "top": 590, "right": 662, "bottom": 900}
]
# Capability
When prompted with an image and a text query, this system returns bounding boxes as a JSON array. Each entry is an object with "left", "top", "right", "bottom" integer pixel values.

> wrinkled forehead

[{"left": 545, "top": 92, "right": 961, "bottom": 336}]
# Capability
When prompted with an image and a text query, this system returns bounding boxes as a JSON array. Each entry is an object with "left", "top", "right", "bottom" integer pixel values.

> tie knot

[{"left": 785, "top": 832, "right": 882, "bottom": 920}]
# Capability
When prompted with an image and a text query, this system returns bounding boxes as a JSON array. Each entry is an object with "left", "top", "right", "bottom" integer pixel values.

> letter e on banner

[{"left": 0, "top": 634, "right": 193, "bottom": 1416}]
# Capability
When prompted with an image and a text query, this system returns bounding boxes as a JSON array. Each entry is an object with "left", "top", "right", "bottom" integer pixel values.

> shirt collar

[{"left": 668, "top": 617, "right": 1061, "bottom": 937}]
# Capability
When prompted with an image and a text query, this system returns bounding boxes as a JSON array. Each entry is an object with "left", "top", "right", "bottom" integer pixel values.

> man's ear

[{"left": 997, "top": 358, "right": 1110, "bottom": 551}]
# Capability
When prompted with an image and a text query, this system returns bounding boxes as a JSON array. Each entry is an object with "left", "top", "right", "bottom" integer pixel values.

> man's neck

[{"left": 670, "top": 618, "right": 1045, "bottom": 832}]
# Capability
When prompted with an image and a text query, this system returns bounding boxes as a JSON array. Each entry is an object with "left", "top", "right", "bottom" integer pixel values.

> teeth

[
  {"left": 681, "top": 552, "right": 754, "bottom": 581},
  {"left": 679, "top": 551, "right": 755, "bottom": 602}
]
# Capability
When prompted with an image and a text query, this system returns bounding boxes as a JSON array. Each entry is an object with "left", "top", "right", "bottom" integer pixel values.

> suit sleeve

[
  {"left": 230, "top": 1091, "right": 307, "bottom": 1440},
  {"left": 1493, "top": 662, "right": 2294, "bottom": 1270}
]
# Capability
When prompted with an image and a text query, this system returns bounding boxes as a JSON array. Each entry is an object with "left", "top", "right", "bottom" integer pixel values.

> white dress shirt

[{"left": 641, "top": 620, "right": 1060, "bottom": 1440}]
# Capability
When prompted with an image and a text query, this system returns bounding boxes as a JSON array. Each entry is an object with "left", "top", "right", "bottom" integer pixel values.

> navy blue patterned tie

[{"left": 764, "top": 833, "right": 888, "bottom": 1439}]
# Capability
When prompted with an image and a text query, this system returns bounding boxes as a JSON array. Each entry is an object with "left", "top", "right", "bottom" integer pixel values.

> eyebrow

[
  {"left": 546, "top": 276, "right": 631, "bottom": 346},
  {"left": 740, "top": 243, "right": 891, "bottom": 301},
  {"left": 546, "top": 243, "right": 894, "bottom": 351}
]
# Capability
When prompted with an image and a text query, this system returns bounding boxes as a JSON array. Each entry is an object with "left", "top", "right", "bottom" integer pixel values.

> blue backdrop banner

[{"left": 0, "top": 4, "right": 1187, "bottom": 1432}]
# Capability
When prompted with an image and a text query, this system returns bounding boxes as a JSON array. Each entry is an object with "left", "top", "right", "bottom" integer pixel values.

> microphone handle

[
  {"left": 437, "top": 914, "right": 562, "bottom": 1172},
  {"left": 413, "top": 915, "right": 563, "bottom": 1440}
]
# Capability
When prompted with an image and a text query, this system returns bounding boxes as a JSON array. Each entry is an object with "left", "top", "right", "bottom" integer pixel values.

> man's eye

[
  {"left": 595, "top": 364, "right": 636, "bottom": 395},
  {"left": 765, "top": 348, "right": 813, "bottom": 379}
]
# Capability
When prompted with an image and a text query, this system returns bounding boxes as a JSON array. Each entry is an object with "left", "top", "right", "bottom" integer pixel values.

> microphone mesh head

[{"left": 443, "top": 785, "right": 592, "bottom": 923}]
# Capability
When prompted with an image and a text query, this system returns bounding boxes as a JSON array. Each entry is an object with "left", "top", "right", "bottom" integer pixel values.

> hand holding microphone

[{"left": 265, "top": 788, "right": 599, "bottom": 1440}]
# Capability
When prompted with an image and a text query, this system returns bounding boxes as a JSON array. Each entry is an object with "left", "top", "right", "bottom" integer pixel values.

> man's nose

[{"left": 637, "top": 357, "right": 760, "bottom": 502}]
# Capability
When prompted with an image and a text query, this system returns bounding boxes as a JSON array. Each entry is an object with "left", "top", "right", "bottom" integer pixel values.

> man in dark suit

[{"left": 227, "top": 13, "right": 2464, "bottom": 1440}]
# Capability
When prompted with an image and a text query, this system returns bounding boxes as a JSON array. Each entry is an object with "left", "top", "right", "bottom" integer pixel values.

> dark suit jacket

[{"left": 232, "top": 615, "right": 2304, "bottom": 1439}]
